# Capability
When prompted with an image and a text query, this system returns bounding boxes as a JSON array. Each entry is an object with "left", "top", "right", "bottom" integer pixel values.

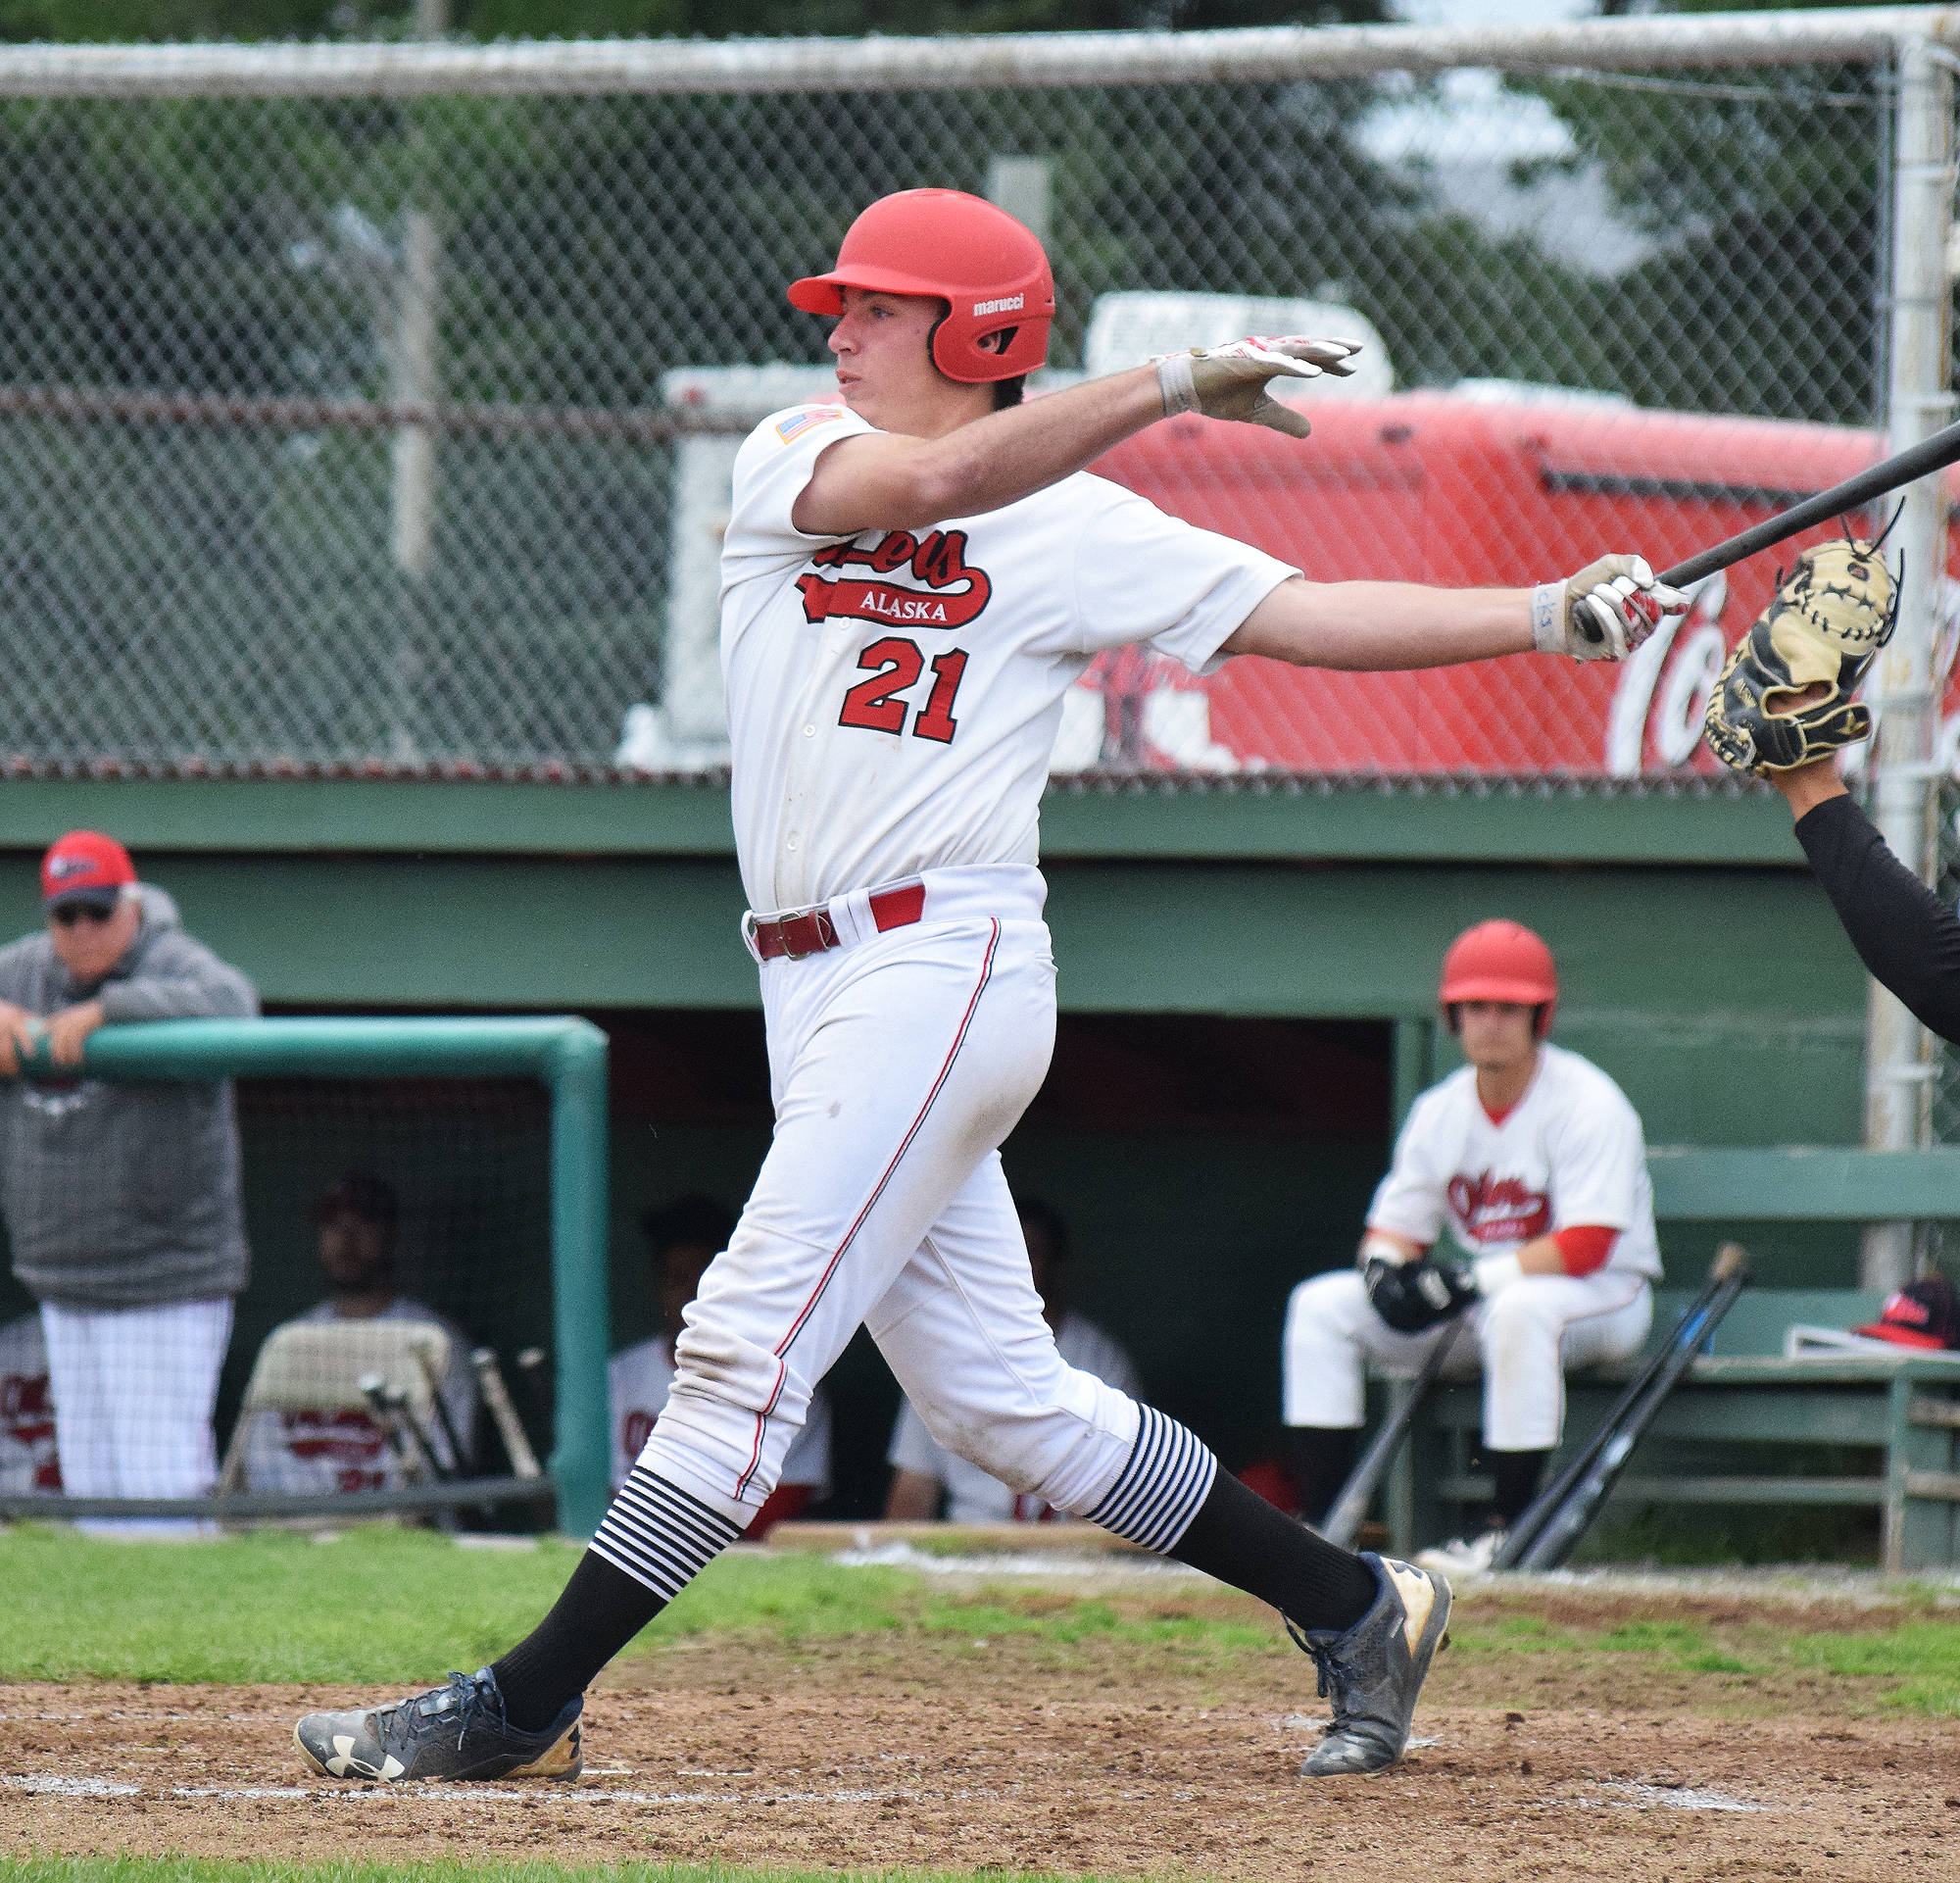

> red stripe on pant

[{"left": 732, "top": 919, "right": 1002, "bottom": 1499}]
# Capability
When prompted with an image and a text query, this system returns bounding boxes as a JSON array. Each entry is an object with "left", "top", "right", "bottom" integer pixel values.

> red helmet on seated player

[
  {"left": 788, "top": 188, "right": 1054, "bottom": 385},
  {"left": 1439, "top": 919, "right": 1558, "bottom": 1038}
]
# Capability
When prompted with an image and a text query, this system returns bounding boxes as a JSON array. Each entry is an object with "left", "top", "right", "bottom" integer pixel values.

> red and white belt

[{"left": 748, "top": 880, "right": 927, "bottom": 962}]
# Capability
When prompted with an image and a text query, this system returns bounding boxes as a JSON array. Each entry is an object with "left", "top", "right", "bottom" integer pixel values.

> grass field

[
  {"left": 0, "top": 1525, "right": 1955, "bottom": 1710},
  {"left": 4, "top": 1527, "right": 1960, "bottom": 1881}
]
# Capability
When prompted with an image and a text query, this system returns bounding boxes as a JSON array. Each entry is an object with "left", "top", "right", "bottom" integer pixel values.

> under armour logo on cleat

[{"left": 324, "top": 1734, "right": 404, "bottom": 1780}]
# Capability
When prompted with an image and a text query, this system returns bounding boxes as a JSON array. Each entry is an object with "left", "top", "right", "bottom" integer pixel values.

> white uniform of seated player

[
  {"left": 612, "top": 1193, "right": 830, "bottom": 1536},
  {"left": 1283, "top": 921, "right": 1660, "bottom": 1576},
  {"left": 241, "top": 1173, "right": 475, "bottom": 1494},
  {"left": 0, "top": 1310, "right": 59, "bottom": 1495},
  {"left": 885, "top": 1196, "right": 1139, "bottom": 1521},
  {"left": 292, "top": 187, "right": 1685, "bottom": 1789}
]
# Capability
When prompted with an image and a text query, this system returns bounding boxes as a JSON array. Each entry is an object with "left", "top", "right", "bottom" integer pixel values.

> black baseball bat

[
  {"left": 1491, "top": 1243, "right": 1747, "bottom": 1571},
  {"left": 1320, "top": 1316, "right": 1467, "bottom": 1551},
  {"left": 412, "top": 1345, "right": 470, "bottom": 1476},
  {"left": 1657, "top": 420, "right": 1960, "bottom": 590},
  {"left": 1510, "top": 1243, "right": 1751, "bottom": 1572}
]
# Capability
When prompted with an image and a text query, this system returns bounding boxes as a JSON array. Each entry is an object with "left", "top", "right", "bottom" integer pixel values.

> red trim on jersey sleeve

[{"left": 1553, "top": 1223, "right": 1618, "bottom": 1276}]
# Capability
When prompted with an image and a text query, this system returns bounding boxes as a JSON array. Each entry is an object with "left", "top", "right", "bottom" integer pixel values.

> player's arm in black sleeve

[{"left": 1788, "top": 786, "right": 1960, "bottom": 1045}]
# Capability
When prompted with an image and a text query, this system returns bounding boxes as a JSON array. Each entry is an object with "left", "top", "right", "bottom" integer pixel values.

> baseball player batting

[{"left": 295, "top": 187, "right": 1682, "bottom": 1786}]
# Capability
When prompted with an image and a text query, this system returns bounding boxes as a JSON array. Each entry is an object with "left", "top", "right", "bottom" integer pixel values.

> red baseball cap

[
  {"left": 40, "top": 830, "right": 136, "bottom": 910},
  {"left": 1853, "top": 1276, "right": 1960, "bottom": 1351}
]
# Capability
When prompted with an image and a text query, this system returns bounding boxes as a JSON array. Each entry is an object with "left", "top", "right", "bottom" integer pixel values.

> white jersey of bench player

[
  {"left": 0, "top": 1311, "right": 57, "bottom": 1495},
  {"left": 240, "top": 1297, "right": 477, "bottom": 1494},
  {"left": 1285, "top": 1043, "right": 1661, "bottom": 1454}
]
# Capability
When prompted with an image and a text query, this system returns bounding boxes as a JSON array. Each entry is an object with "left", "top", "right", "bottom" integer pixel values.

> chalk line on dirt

[{"left": 3, "top": 1770, "right": 1001, "bottom": 1811}]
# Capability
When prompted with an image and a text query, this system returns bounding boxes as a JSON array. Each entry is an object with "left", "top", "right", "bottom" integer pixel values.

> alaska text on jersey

[{"left": 797, "top": 529, "right": 993, "bottom": 630}]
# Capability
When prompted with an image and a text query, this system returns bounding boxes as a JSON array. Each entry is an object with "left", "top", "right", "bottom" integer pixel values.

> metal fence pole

[
  {"left": 1864, "top": 30, "right": 1955, "bottom": 1289},
  {"left": 547, "top": 1021, "right": 613, "bottom": 1539}
]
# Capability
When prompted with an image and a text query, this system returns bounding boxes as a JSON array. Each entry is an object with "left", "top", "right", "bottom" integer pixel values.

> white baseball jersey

[
  {"left": 719, "top": 404, "right": 1297, "bottom": 913},
  {"left": 611, "top": 1333, "right": 831, "bottom": 1498},
  {"left": 0, "top": 1311, "right": 58, "bottom": 1495},
  {"left": 240, "top": 1298, "right": 477, "bottom": 1495},
  {"left": 887, "top": 1309, "right": 1140, "bottom": 1521},
  {"left": 1367, "top": 1042, "right": 1662, "bottom": 1279}
]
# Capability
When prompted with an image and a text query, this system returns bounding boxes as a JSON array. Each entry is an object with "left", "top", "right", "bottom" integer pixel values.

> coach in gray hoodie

[{"left": 0, "top": 830, "right": 257, "bottom": 1522}]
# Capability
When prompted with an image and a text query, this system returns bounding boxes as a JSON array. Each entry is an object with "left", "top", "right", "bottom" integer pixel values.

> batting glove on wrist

[
  {"left": 1532, "top": 555, "right": 1688, "bottom": 661},
  {"left": 1155, "top": 335, "right": 1362, "bottom": 439},
  {"left": 1471, "top": 1251, "right": 1524, "bottom": 1300}
]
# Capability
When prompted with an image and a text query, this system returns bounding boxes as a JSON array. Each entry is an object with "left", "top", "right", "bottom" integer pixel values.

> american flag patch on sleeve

[{"left": 774, "top": 407, "right": 846, "bottom": 444}]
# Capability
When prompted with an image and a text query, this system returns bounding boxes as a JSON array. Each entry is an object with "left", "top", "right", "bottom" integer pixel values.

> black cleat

[
  {"left": 294, "top": 1667, "right": 582, "bottom": 1783},
  {"left": 1289, "top": 1553, "right": 1450, "bottom": 1777}
]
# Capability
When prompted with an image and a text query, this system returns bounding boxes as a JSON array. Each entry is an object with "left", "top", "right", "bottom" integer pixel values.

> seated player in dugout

[
  {"left": 1283, "top": 921, "right": 1661, "bottom": 1579},
  {"left": 241, "top": 1173, "right": 477, "bottom": 1494},
  {"left": 885, "top": 1196, "right": 1138, "bottom": 1520},
  {"left": 612, "top": 1194, "right": 831, "bottom": 1535},
  {"left": 296, "top": 187, "right": 1683, "bottom": 1788}
]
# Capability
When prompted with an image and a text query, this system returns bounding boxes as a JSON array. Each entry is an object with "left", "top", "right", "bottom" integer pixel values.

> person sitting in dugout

[
  {"left": 1283, "top": 919, "right": 1661, "bottom": 1578},
  {"left": 241, "top": 1172, "right": 477, "bottom": 1494}
]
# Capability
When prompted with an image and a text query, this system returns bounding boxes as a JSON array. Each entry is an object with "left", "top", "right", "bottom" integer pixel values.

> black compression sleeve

[{"left": 1793, "top": 793, "right": 1960, "bottom": 1046}]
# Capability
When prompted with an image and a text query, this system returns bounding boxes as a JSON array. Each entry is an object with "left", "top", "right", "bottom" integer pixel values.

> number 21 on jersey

[{"left": 839, "top": 638, "right": 969, "bottom": 744}]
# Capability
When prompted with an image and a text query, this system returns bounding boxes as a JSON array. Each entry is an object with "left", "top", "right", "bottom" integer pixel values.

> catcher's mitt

[{"left": 1703, "top": 537, "right": 1899, "bottom": 775}]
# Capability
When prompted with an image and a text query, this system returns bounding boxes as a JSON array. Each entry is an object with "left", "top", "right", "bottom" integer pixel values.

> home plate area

[{"left": 0, "top": 1664, "right": 1953, "bottom": 1881}]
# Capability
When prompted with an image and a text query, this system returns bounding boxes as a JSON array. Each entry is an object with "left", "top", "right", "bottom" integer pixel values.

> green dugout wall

[{"left": 0, "top": 774, "right": 1872, "bottom": 1493}]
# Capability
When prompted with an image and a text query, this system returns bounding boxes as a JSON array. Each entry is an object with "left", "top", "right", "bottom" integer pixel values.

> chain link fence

[{"left": 0, "top": 25, "right": 1936, "bottom": 781}]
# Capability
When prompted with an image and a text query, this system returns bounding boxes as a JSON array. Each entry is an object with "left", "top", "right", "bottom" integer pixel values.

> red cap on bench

[{"left": 1854, "top": 1275, "right": 1960, "bottom": 1351}]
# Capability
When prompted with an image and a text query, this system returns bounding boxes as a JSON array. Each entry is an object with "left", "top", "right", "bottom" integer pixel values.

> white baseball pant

[
  {"left": 40, "top": 1295, "right": 233, "bottom": 1535},
  {"left": 638, "top": 867, "right": 1150, "bottom": 1531},
  {"left": 1282, "top": 1266, "right": 1652, "bottom": 1453}
]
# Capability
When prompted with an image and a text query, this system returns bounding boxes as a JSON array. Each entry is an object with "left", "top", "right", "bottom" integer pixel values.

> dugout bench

[{"left": 1376, "top": 1147, "right": 1960, "bottom": 1573}]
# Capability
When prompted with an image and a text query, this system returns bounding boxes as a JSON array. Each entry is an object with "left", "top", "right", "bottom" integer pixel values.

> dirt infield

[{"left": 2, "top": 1586, "right": 1956, "bottom": 1882}]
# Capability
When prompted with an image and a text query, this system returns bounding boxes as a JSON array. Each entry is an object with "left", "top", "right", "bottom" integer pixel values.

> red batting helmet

[
  {"left": 1439, "top": 919, "right": 1558, "bottom": 1037},
  {"left": 787, "top": 188, "right": 1054, "bottom": 384}
]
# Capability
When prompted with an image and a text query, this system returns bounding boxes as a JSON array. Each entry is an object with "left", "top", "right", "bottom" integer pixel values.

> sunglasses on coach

[{"left": 48, "top": 904, "right": 116, "bottom": 926}]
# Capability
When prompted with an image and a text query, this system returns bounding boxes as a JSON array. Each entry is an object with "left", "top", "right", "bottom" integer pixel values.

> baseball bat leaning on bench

[
  {"left": 1320, "top": 1316, "right": 1469, "bottom": 1551},
  {"left": 1491, "top": 1242, "right": 1752, "bottom": 1572},
  {"left": 472, "top": 1346, "right": 544, "bottom": 1480}
]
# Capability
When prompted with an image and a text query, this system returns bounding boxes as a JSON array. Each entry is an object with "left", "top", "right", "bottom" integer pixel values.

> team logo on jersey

[
  {"left": 797, "top": 528, "right": 994, "bottom": 630},
  {"left": 1446, "top": 1170, "right": 1550, "bottom": 1244}
]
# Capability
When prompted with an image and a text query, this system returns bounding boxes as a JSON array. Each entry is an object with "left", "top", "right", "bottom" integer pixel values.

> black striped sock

[
  {"left": 589, "top": 1466, "right": 745, "bottom": 1600},
  {"left": 490, "top": 1470, "right": 742, "bottom": 1732},
  {"left": 1085, "top": 1405, "right": 1219, "bottom": 1553}
]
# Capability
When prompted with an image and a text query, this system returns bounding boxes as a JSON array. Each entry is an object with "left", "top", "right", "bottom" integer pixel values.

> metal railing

[{"left": 0, "top": 1016, "right": 612, "bottom": 1536}]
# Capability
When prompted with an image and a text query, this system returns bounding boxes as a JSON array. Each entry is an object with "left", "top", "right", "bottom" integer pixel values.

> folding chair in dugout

[{"left": 217, "top": 1318, "right": 454, "bottom": 1494}]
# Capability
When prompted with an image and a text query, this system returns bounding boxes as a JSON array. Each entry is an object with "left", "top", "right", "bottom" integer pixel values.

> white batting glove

[
  {"left": 1155, "top": 335, "right": 1363, "bottom": 439},
  {"left": 1532, "top": 555, "right": 1689, "bottom": 661}
]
